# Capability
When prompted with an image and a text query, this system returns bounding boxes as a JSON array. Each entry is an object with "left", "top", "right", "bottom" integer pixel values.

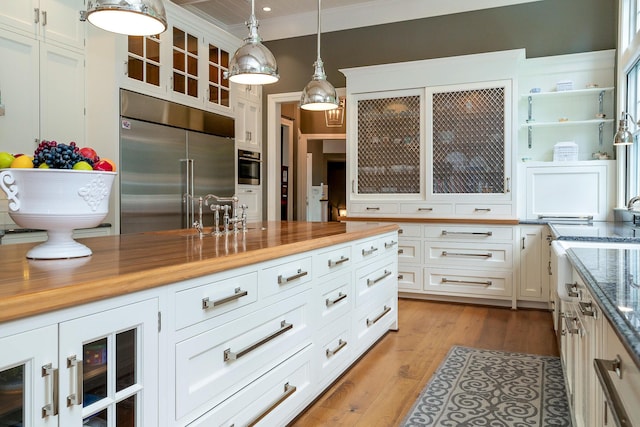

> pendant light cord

[{"left": 316, "top": 0, "right": 322, "bottom": 62}]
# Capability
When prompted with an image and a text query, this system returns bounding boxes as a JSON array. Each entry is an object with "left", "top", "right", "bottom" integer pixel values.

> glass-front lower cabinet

[
  {"left": 0, "top": 298, "right": 158, "bottom": 427},
  {"left": 58, "top": 299, "right": 158, "bottom": 427}
]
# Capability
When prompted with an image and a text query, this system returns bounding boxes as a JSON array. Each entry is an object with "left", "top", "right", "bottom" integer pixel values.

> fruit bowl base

[{"left": 26, "top": 229, "right": 92, "bottom": 259}]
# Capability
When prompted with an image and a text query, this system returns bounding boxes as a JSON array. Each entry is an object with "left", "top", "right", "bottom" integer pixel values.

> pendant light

[
  {"left": 225, "top": 0, "right": 279, "bottom": 85},
  {"left": 81, "top": 0, "right": 167, "bottom": 36},
  {"left": 300, "top": 0, "right": 339, "bottom": 111},
  {"left": 613, "top": 112, "right": 638, "bottom": 146}
]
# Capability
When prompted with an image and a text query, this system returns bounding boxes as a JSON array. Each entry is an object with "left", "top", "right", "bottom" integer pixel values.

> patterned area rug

[{"left": 401, "top": 346, "right": 572, "bottom": 426}]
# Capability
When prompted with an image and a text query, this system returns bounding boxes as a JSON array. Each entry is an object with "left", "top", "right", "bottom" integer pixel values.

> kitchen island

[{"left": 0, "top": 221, "right": 399, "bottom": 427}]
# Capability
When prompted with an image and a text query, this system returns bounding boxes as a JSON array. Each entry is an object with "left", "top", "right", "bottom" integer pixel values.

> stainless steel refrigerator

[{"left": 120, "top": 90, "right": 235, "bottom": 234}]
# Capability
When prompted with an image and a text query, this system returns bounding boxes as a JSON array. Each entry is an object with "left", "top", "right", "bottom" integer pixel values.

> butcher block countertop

[{"left": 0, "top": 221, "right": 398, "bottom": 324}]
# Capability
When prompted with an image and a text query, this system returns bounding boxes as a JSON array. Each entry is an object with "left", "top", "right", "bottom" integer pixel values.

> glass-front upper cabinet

[
  {"left": 426, "top": 80, "right": 512, "bottom": 201},
  {"left": 207, "top": 43, "right": 230, "bottom": 108},
  {"left": 352, "top": 89, "right": 424, "bottom": 198},
  {"left": 0, "top": 325, "right": 57, "bottom": 427},
  {"left": 127, "top": 35, "right": 161, "bottom": 88},
  {"left": 172, "top": 26, "right": 199, "bottom": 99}
]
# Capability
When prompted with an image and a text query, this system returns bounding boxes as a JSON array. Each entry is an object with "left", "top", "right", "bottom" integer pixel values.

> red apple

[
  {"left": 79, "top": 147, "right": 98, "bottom": 161},
  {"left": 93, "top": 159, "right": 113, "bottom": 171}
]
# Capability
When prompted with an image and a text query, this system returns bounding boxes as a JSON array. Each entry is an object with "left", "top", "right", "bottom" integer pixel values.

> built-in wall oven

[{"left": 237, "top": 149, "right": 261, "bottom": 185}]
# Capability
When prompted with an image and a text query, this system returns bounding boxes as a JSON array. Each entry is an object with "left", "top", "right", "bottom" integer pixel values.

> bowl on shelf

[{"left": 0, "top": 168, "right": 116, "bottom": 259}]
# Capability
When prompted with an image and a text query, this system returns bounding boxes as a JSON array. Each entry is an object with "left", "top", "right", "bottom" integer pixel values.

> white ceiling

[{"left": 170, "top": 0, "right": 543, "bottom": 41}]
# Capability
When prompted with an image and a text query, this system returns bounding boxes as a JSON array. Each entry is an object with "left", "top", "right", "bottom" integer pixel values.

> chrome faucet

[
  {"left": 628, "top": 196, "right": 640, "bottom": 210},
  {"left": 204, "top": 194, "right": 246, "bottom": 234},
  {"left": 184, "top": 194, "right": 205, "bottom": 237}
]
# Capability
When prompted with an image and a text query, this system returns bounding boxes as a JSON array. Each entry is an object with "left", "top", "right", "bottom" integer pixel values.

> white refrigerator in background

[{"left": 307, "top": 184, "right": 329, "bottom": 222}]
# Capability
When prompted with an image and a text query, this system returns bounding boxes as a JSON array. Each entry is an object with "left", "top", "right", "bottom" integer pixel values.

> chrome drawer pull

[
  {"left": 398, "top": 274, "right": 404, "bottom": 280},
  {"left": 326, "top": 292, "right": 347, "bottom": 307},
  {"left": 384, "top": 240, "right": 398, "bottom": 248},
  {"left": 326, "top": 339, "right": 347, "bottom": 358},
  {"left": 41, "top": 363, "right": 58, "bottom": 418},
  {"left": 418, "top": 207, "right": 433, "bottom": 211},
  {"left": 365, "top": 206, "right": 381, "bottom": 211},
  {"left": 278, "top": 269, "right": 308, "bottom": 284},
  {"left": 441, "top": 230, "right": 493, "bottom": 236},
  {"left": 398, "top": 249, "right": 404, "bottom": 254},
  {"left": 563, "top": 315, "right": 579, "bottom": 335},
  {"left": 362, "top": 246, "right": 378, "bottom": 256},
  {"left": 594, "top": 357, "right": 630, "bottom": 427},
  {"left": 578, "top": 301, "right": 597, "bottom": 318},
  {"left": 66, "top": 355, "right": 83, "bottom": 407},
  {"left": 441, "top": 277, "right": 492, "bottom": 286},
  {"left": 565, "top": 282, "right": 579, "bottom": 298},
  {"left": 224, "top": 320, "right": 293, "bottom": 362},
  {"left": 367, "top": 305, "right": 391, "bottom": 326},
  {"left": 474, "top": 208, "right": 492, "bottom": 212},
  {"left": 202, "top": 287, "right": 248, "bottom": 309},
  {"left": 367, "top": 270, "right": 392, "bottom": 286},
  {"left": 442, "top": 251, "right": 492, "bottom": 258},
  {"left": 247, "top": 382, "right": 297, "bottom": 427},
  {"left": 328, "top": 256, "right": 350, "bottom": 267}
]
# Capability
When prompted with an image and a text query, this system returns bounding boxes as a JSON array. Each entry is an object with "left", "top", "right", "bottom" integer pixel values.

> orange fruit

[{"left": 10, "top": 155, "right": 33, "bottom": 168}]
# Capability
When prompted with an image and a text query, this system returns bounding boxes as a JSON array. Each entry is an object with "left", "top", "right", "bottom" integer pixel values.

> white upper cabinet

[{"left": 0, "top": 0, "right": 85, "bottom": 51}]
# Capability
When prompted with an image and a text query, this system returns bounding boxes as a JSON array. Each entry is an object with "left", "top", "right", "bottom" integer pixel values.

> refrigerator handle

[
  {"left": 189, "top": 158, "right": 195, "bottom": 226},
  {"left": 181, "top": 158, "right": 193, "bottom": 229}
]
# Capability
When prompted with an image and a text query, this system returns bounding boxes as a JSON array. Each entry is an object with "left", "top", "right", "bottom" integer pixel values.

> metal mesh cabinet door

[
  {"left": 355, "top": 91, "right": 422, "bottom": 195},
  {"left": 429, "top": 82, "right": 510, "bottom": 197}
]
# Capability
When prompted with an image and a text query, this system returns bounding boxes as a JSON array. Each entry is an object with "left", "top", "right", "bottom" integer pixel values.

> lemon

[{"left": 10, "top": 155, "right": 33, "bottom": 168}]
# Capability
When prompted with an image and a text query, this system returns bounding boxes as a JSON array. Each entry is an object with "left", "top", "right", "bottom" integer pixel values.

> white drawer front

[
  {"left": 318, "top": 272, "right": 353, "bottom": 328},
  {"left": 424, "top": 267, "right": 512, "bottom": 297},
  {"left": 398, "top": 265, "right": 422, "bottom": 291},
  {"left": 424, "top": 242, "right": 513, "bottom": 269},
  {"left": 189, "top": 347, "right": 313, "bottom": 427},
  {"left": 355, "top": 261, "right": 397, "bottom": 306},
  {"left": 454, "top": 203, "right": 513, "bottom": 217},
  {"left": 398, "top": 239, "right": 421, "bottom": 264},
  {"left": 424, "top": 225, "right": 513, "bottom": 241},
  {"left": 315, "top": 245, "right": 352, "bottom": 277},
  {"left": 175, "top": 291, "right": 311, "bottom": 419},
  {"left": 398, "top": 224, "right": 422, "bottom": 238},
  {"left": 174, "top": 272, "right": 258, "bottom": 330},
  {"left": 353, "top": 295, "right": 397, "bottom": 355},
  {"left": 349, "top": 203, "right": 398, "bottom": 215},
  {"left": 399, "top": 203, "right": 453, "bottom": 216},
  {"left": 260, "top": 256, "right": 313, "bottom": 299},
  {"left": 317, "top": 316, "right": 352, "bottom": 386}
]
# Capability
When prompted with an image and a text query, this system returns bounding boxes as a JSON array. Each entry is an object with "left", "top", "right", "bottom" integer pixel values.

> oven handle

[
  {"left": 238, "top": 156, "right": 263, "bottom": 162},
  {"left": 594, "top": 356, "right": 631, "bottom": 427}
]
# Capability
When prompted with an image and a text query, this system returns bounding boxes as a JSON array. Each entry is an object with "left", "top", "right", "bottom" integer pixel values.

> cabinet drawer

[
  {"left": 398, "top": 224, "right": 422, "bottom": 237},
  {"left": 398, "top": 239, "right": 421, "bottom": 264},
  {"left": 314, "top": 245, "right": 352, "bottom": 277},
  {"left": 399, "top": 203, "right": 453, "bottom": 216},
  {"left": 454, "top": 203, "right": 513, "bottom": 217},
  {"left": 317, "top": 272, "right": 352, "bottom": 328},
  {"left": 174, "top": 272, "right": 258, "bottom": 330},
  {"left": 189, "top": 347, "right": 313, "bottom": 427},
  {"left": 349, "top": 202, "right": 398, "bottom": 215},
  {"left": 424, "top": 225, "right": 513, "bottom": 241},
  {"left": 355, "top": 261, "right": 397, "bottom": 306},
  {"left": 317, "top": 316, "right": 352, "bottom": 387},
  {"left": 398, "top": 265, "right": 422, "bottom": 291},
  {"left": 353, "top": 295, "right": 397, "bottom": 354},
  {"left": 424, "top": 242, "right": 513, "bottom": 269},
  {"left": 260, "top": 256, "right": 313, "bottom": 299},
  {"left": 174, "top": 291, "right": 311, "bottom": 419},
  {"left": 424, "top": 267, "right": 512, "bottom": 297}
]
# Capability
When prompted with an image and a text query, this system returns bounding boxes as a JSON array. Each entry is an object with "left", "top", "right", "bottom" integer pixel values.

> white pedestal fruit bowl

[{"left": 0, "top": 168, "right": 116, "bottom": 259}]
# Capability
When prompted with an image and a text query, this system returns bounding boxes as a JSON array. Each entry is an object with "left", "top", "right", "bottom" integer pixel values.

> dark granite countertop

[{"left": 567, "top": 247, "right": 640, "bottom": 368}]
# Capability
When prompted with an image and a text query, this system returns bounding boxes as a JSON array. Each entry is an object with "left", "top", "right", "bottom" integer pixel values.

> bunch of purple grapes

[{"left": 33, "top": 140, "right": 94, "bottom": 169}]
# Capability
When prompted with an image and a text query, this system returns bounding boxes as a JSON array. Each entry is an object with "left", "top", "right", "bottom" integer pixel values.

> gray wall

[{"left": 262, "top": 0, "right": 616, "bottom": 97}]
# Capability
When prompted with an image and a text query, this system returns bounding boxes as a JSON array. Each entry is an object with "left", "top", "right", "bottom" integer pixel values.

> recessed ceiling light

[{"left": 263, "top": 6, "right": 272, "bottom": 12}]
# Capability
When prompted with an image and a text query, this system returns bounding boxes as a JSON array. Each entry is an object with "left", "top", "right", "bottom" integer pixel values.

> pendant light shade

[
  {"left": 82, "top": 0, "right": 167, "bottom": 36},
  {"left": 300, "top": 0, "right": 339, "bottom": 111},
  {"left": 613, "top": 112, "right": 638, "bottom": 146},
  {"left": 225, "top": 0, "right": 279, "bottom": 85}
]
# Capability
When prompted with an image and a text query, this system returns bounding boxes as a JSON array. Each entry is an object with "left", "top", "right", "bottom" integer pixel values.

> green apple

[
  {"left": 72, "top": 161, "right": 93, "bottom": 170},
  {"left": 0, "top": 151, "right": 15, "bottom": 168}
]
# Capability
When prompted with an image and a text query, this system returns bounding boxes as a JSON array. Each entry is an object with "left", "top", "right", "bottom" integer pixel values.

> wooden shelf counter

[{"left": 0, "top": 221, "right": 398, "bottom": 323}]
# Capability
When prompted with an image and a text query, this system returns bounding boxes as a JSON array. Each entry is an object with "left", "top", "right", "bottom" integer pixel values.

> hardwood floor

[{"left": 290, "top": 298, "right": 559, "bottom": 427}]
